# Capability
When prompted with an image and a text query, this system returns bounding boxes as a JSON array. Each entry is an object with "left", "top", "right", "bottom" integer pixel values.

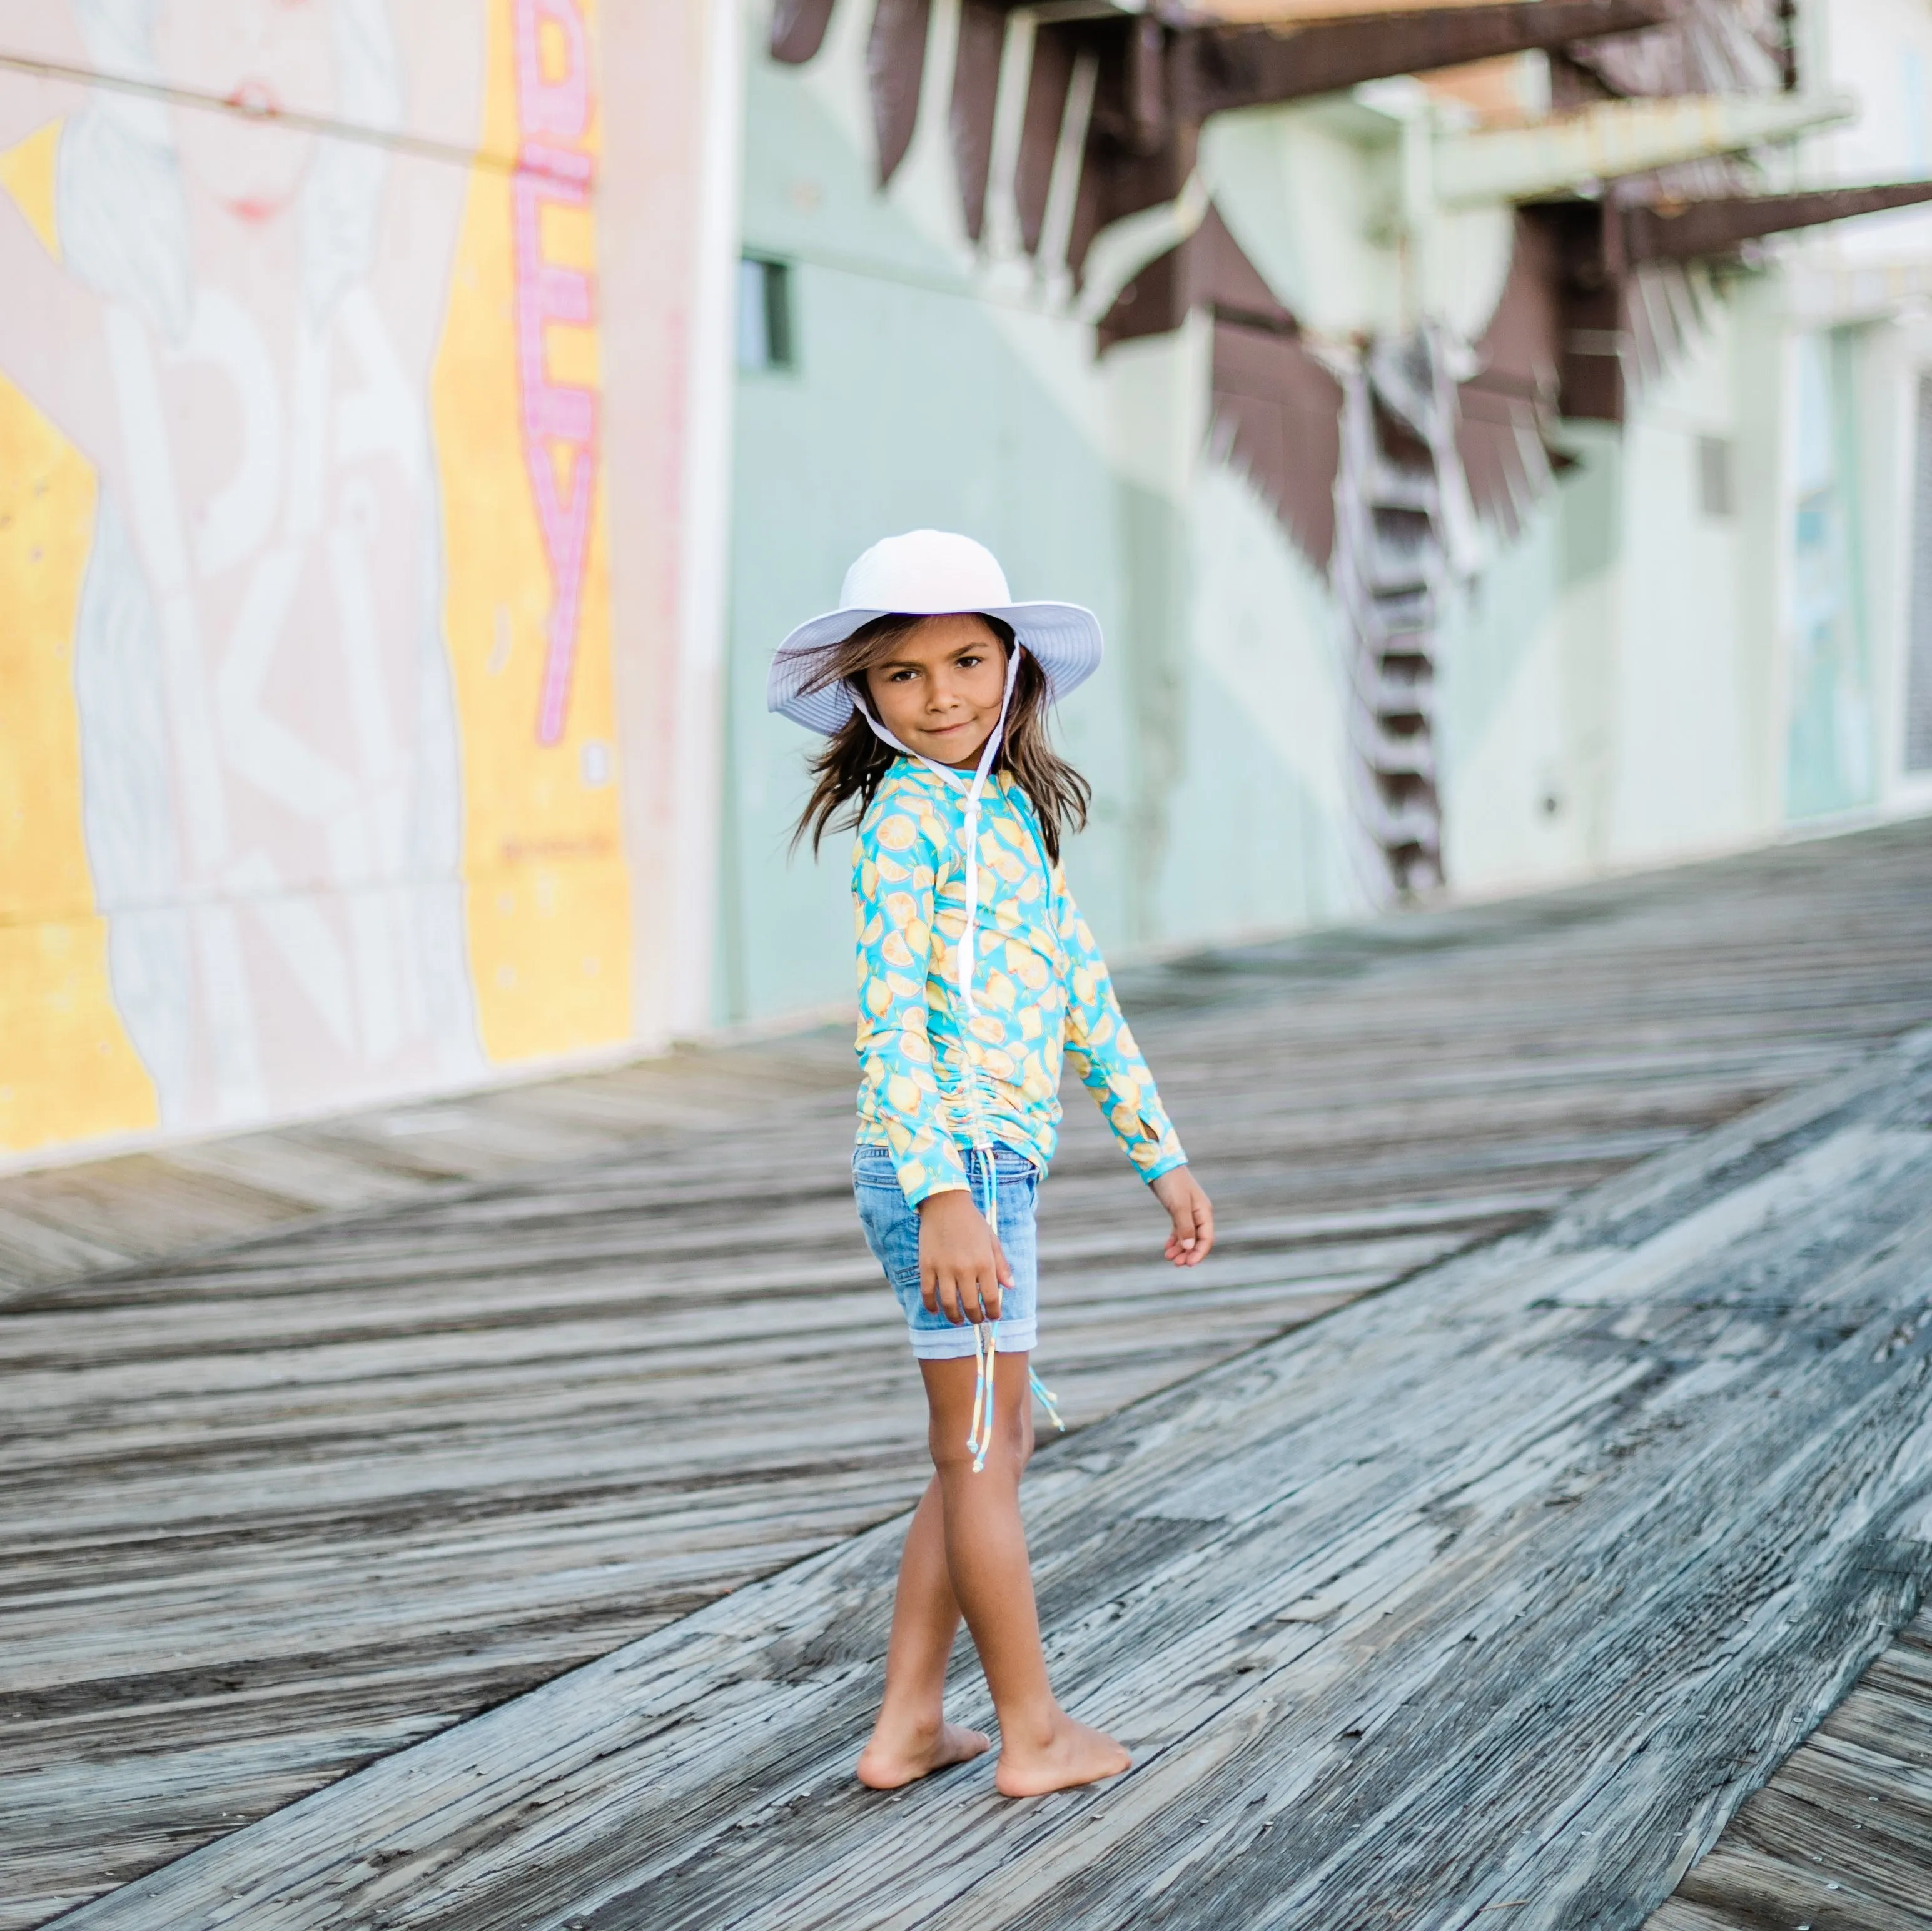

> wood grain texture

[
  {"left": 7, "top": 819, "right": 1932, "bottom": 1927},
  {"left": 1649, "top": 1611, "right": 1932, "bottom": 1930},
  {"left": 49, "top": 1028, "right": 1932, "bottom": 1930}
]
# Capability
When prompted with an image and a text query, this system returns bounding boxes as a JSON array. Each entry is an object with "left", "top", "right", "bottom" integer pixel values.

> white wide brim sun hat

[{"left": 766, "top": 529, "right": 1103, "bottom": 735}]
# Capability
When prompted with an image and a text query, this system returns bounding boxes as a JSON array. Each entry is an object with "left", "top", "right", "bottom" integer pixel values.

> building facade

[
  {"left": 715, "top": 0, "right": 1932, "bottom": 1026},
  {"left": 4, "top": 0, "right": 1931, "bottom": 1164}
]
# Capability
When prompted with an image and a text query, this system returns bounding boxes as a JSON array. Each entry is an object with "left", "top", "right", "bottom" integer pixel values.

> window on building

[
  {"left": 1906, "top": 374, "right": 1932, "bottom": 772},
  {"left": 1697, "top": 436, "right": 1734, "bottom": 518},
  {"left": 737, "top": 256, "right": 794, "bottom": 372},
  {"left": 1785, "top": 332, "right": 1876, "bottom": 816}
]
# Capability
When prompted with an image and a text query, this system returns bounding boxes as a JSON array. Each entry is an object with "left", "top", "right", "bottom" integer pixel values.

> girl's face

[{"left": 863, "top": 615, "right": 1009, "bottom": 769}]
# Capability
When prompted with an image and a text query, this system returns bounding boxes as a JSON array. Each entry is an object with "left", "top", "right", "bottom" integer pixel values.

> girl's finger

[{"left": 994, "top": 1238, "right": 1014, "bottom": 1289}]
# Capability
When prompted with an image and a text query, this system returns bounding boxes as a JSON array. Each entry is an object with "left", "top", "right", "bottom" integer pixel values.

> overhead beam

[
  {"left": 1624, "top": 179, "right": 1932, "bottom": 258},
  {"left": 1176, "top": 0, "right": 1674, "bottom": 121},
  {"left": 1434, "top": 89, "right": 1854, "bottom": 204}
]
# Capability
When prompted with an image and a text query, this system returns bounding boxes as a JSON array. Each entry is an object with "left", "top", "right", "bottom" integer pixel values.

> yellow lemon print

[{"left": 877, "top": 814, "right": 919, "bottom": 852}]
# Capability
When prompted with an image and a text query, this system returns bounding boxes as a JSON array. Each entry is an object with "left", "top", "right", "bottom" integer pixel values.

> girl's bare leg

[
  {"left": 855, "top": 1476, "right": 992, "bottom": 1787},
  {"left": 919, "top": 1349, "right": 1130, "bottom": 1797}
]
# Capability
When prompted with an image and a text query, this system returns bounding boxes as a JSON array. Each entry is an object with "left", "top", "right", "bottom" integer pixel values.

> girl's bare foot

[
  {"left": 994, "top": 1713, "right": 1131, "bottom": 1797},
  {"left": 856, "top": 1718, "right": 992, "bottom": 1789}
]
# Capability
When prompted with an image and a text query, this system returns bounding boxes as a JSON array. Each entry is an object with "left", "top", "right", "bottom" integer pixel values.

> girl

[{"left": 769, "top": 530, "right": 1215, "bottom": 1798}]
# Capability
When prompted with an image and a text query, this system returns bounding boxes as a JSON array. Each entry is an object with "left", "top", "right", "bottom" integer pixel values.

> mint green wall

[
  {"left": 719, "top": 49, "right": 1385, "bottom": 1024},
  {"left": 720, "top": 59, "right": 1142, "bottom": 1023}
]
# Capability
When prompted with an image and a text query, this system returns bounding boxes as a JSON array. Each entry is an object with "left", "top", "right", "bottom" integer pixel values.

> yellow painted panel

[
  {"left": 0, "top": 118, "right": 62, "bottom": 259},
  {"left": 538, "top": 198, "right": 596, "bottom": 271},
  {"left": 0, "top": 917, "right": 157, "bottom": 1152},
  {"left": 545, "top": 320, "right": 600, "bottom": 392},
  {"left": 0, "top": 347, "right": 158, "bottom": 1151},
  {"left": 432, "top": 0, "right": 632, "bottom": 1065}
]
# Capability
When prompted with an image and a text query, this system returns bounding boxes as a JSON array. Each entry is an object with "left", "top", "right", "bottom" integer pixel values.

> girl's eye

[{"left": 957, "top": 654, "right": 982, "bottom": 668}]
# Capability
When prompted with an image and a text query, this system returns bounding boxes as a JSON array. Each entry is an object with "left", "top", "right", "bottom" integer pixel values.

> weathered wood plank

[
  {"left": 1647, "top": 1611, "right": 1932, "bottom": 1929},
  {"left": 1675, "top": 1840, "right": 1928, "bottom": 1931}
]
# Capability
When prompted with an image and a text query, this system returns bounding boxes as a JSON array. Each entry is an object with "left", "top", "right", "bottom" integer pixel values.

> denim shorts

[{"left": 852, "top": 1142, "right": 1039, "bottom": 1359}]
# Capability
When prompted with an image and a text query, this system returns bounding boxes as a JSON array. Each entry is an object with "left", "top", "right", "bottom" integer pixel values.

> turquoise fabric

[{"left": 851, "top": 758, "right": 1186, "bottom": 1205}]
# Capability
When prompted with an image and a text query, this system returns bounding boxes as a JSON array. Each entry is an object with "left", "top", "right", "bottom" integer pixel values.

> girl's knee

[{"left": 927, "top": 1401, "right": 1031, "bottom": 1477}]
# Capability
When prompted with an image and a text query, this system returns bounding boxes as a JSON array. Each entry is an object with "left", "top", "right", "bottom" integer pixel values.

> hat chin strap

[{"left": 850, "top": 644, "right": 1023, "bottom": 1019}]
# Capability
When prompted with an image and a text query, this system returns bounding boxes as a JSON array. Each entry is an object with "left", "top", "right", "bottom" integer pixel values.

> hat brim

[{"left": 766, "top": 602, "right": 1103, "bottom": 734}]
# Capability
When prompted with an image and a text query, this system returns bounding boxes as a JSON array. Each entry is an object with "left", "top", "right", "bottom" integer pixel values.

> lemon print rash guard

[{"left": 852, "top": 759, "right": 1187, "bottom": 1206}]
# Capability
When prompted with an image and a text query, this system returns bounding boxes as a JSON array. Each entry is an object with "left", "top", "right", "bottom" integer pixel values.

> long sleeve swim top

[{"left": 852, "top": 758, "right": 1186, "bottom": 1206}]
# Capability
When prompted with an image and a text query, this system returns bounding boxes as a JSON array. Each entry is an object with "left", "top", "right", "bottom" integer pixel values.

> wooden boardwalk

[
  {"left": 6, "top": 819, "right": 1932, "bottom": 1927},
  {"left": 1649, "top": 1604, "right": 1932, "bottom": 1930},
  {"left": 47, "top": 1021, "right": 1932, "bottom": 1929}
]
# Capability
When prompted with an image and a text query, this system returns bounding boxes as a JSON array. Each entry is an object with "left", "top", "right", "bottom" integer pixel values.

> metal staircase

[{"left": 1331, "top": 329, "right": 1478, "bottom": 899}]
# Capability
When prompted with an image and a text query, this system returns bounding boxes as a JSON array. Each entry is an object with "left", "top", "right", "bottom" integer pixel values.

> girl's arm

[
  {"left": 1056, "top": 869, "right": 1187, "bottom": 1184},
  {"left": 854, "top": 811, "right": 972, "bottom": 1207},
  {"left": 1057, "top": 870, "right": 1214, "bottom": 1265}
]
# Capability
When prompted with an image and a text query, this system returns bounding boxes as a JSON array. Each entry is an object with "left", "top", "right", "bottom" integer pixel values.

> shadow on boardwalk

[{"left": 6, "top": 820, "right": 1932, "bottom": 1928}]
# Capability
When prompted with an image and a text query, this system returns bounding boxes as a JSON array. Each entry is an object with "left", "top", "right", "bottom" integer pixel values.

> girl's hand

[
  {"left": 918, "top": 1189, "right": 1014, "bottom": 1324},
  {"left": 1151, "top": 1167, "right": 1215, "bottom": 1267}
]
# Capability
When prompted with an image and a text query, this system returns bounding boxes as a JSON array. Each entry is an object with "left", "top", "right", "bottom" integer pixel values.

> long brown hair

[{"left": 792, "top": 613, "right": 1091, "bottom": 862}]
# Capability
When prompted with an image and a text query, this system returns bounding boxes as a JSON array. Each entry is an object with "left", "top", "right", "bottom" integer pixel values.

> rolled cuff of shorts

[{"left": 908, "top": 1317, "right": 1039, "bottom": 1359}]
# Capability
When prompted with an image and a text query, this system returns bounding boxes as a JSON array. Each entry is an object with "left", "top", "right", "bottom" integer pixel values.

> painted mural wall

[{"left": 0, "top": 0, "right": 720, "bottom": 1163}]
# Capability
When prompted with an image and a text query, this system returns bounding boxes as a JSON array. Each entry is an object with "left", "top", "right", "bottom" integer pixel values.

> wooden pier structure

[{"left": 7, "top": 819, "right": 1932, "bottom": 1928}]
